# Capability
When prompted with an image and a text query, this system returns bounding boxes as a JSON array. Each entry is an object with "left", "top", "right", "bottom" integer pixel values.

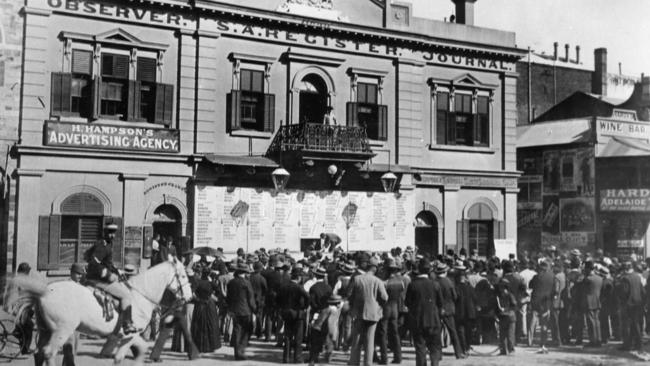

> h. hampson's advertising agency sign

[{"left": 45, "top": 121, "right": 180, "bottom": 153}]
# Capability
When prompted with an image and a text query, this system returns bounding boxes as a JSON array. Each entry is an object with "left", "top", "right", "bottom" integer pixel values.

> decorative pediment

[
  {"left": 60, "top": 28, "right": 169, "bottom": 51},
  {"left": 428, "top": 73, "right": 498, "bottom": 90}
]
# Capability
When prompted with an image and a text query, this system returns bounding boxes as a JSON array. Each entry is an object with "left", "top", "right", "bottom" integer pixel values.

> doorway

[
  {"left": 152, "top": 204, "right": 182, "bottom": 250},
  {"left": 415, "top": 211, "right": 439, "bottom": 258},
  {"left": 299, "top": 74, "right": 328, "bottom": 124}
]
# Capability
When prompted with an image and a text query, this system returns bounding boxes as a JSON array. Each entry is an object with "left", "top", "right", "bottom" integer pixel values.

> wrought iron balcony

[{"left": 266, "top": 123, "right": 375, "bottom": 163}]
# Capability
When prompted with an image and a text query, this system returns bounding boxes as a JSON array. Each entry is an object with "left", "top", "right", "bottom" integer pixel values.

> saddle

[{"left": 83, "top": 280, "right": 120, "bottom": 322}]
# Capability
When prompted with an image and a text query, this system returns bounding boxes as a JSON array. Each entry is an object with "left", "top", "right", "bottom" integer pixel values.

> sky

[{"left": 407, "top": 0, "right": 650, "bottom": 77}]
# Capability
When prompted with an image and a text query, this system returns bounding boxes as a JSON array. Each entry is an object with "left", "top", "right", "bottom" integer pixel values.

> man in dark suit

[
  {"left": 453, "top": 263, "right": 476, "bottom": 358},
  {"left": 598, "top": 266, "right": 614, "bottom": 344},
  {"left": 309, "top": 267, "right": 333, "bottom": 313},
  {"left": 528, "top": 260, "right": 554, "bottom": 351},
  {"left": 250, "top": 262, "right": 268, "bottom": 339},
  {"left": 581, "top": 260, "right": 603, "bottom": 347},
  {"left": 405, "top": 259, "right": 444, "bottom": 366},
  {"left": 502, "top": 261, "right": 528, "bottom": 346},
  {"left": 278, "top": 267, "right": 310, "bottom": 363},
  {"left": 262, "top": 258, "right": 284, "bottom": 343},
  {"left": 150, "top": 291, "right": 199, "bottom": 362},
  {"left": 617, "top": 261, "right": 645, "bottom": 351},
  {"left": 550, "top": 261, "right": 566, "bottom": 346},
  {"left": 347, "top": 256, "right": 388, "bottom": 366},
  {"left": 377, "top": 257, "right": 406, "bottom": 364},
  {"left": 227, "top": 264, "right": 257, "bottom": 360},
  {"left": 433, "top": 262, "right": 463, "bottom": 359}
]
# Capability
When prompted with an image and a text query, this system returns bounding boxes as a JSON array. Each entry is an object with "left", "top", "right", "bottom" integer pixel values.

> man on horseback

[{"left": 85, "top": 223, "right": 136, "bottom": 334}]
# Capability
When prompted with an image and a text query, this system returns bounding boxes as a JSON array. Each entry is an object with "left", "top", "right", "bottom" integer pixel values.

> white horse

[{"left": 11, "top": 257, "right": 192, "bottom": 366}]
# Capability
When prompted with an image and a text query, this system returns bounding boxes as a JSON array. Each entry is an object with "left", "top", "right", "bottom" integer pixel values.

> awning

[
  {"left": 598, "top": 137, "right": 650, "bottom": 157},
  {"left": 360, "top": 163, "right": 415, "bottom": 174},
  {"left": 517, "top": 119, "right": 592, "bottom": 148},
  {"left": 203, "top": 154, "right": 279, "bottom": 168}
]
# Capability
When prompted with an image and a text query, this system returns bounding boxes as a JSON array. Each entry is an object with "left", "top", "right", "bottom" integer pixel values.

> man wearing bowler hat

[
  {"left": 434, "top": 262, "right": 463, "bottom": 359},
  {"left": 377, "top": 257, "right": 405, "bottom": 364},
  {"left": 227, "top": 263, "right": 257, "bottom": 360}
]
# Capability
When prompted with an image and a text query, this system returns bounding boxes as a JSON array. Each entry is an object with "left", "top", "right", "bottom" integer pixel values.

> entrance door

[
  {"left": 415, "top": 211, "right": 439, "bottom": 258},
  {"left": 299, "top": 74, "right": 328, "bottom": 124},
  {"left": 152, "top": 204, "right": 182, "bottom": 251}
]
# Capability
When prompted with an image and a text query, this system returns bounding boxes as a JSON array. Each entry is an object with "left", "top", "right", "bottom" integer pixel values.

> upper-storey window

[
  {"left": 347, "top": 68, "right": 389, "bottom": 141},
  {"left": 51, "top": 29, "right": 173, "bottom": 126},
  {"left": 430, "top": 74, "right": 495, "bottom": 148},
  {"left": 227, "top": 53, "right": 276, "bottom": 133}
]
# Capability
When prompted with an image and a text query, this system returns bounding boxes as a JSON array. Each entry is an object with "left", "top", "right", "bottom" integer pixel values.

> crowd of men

[{"left": 178, "top": 244, "right": 649, "bottom": 366}]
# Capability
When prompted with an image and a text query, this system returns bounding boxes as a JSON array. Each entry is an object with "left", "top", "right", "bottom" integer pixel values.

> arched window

[{"left": 39, "top": 192, "right": 122, "bottom": 271}]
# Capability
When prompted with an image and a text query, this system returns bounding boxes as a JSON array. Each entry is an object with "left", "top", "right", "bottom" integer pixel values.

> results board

[{"left": 194, "top": 186, "right": 415, "bottom": 254}]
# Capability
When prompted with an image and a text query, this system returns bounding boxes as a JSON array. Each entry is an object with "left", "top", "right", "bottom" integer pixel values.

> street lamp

[
  {"left": 380, "top": 172, "right": 397, "bottom": 192},
  {"left": 271, "top": 167, "right": 290, "bottom": 191}
]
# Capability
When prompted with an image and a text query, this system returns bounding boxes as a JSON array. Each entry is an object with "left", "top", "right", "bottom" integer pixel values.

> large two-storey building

[{"left": 13, "top": 0, "right": 523, "bottom": 275}]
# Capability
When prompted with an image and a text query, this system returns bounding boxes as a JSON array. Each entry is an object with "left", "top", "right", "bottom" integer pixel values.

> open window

[
  {"left": 51, "top": 29, "right": 173, "bottom": 126},
  {"left": 430, "top": 74, "right": 496, "bottom": 147},
  {"left": 347, "top": 68, "right": 388, "bottom": 141}
]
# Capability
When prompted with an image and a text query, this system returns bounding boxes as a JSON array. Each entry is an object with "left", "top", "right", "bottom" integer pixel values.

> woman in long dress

[{"left": 190, "top": 267, "right": 222, "bottom": 352}]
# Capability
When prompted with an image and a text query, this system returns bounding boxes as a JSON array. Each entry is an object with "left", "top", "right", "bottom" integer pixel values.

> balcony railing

[{"left": 266, "top": 123, "right": 373, "bottom": 156}]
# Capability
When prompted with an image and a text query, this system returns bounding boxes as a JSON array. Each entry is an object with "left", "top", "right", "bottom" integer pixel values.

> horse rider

[{"left": 85, "top": 223, "right": 136, "bottom": 334}]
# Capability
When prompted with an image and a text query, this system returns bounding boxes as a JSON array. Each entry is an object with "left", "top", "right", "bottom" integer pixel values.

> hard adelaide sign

[
  {"left": 600, "top": 189, "right": 650, "bottom": 211},
  {"left": 45, "top": 121, "right": 180, "bottom": 153}
]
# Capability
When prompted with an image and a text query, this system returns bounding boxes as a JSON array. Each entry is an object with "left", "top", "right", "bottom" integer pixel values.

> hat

[
  {"left": 105, "top": 223, "right": 119, "bottom": 231},
  {"left": 340, "top": 263, "right": 356, "bottom": 275},
  {"left": 275, "top": 261, "right": 286, "bottom": 269},
  {"left": 253, "top": 262, "right": 264, "bottom": 272},
  {"left": 417, "top": 259, "right": 432, "bottom": 274},
  {"left": 17, "top": 262, "right": 31, "bottom": 274},
  {"left": 570, "top": 249, "right": 581, "bottom": 256},
  {"left": 312, "top": 267, "right": 327, "bottom": 278},
  {"left": 327, "top": 294, "right": 343, "bottom": 305},
  {"left": 235, "top": 263, "right": 251, "bottom": 274},
  {"left": 70, "top": 263, "right": 86, "bottom": 275},
  {"left": 123, "top": 264, "right": 138, "bottom": 276},
  {"left": 502, "top": 261, "right": 514, "bottom": 273},
  {"left": 453, "top": 260, "right": 467, "bottom": 272},
  {"left": 434, "top": 262, "right": 449, "bottom": 274},
  {"left": 405, "top": 246, "right": 414, "bottom": 252},
  {"left": 291, "top": 267, "right": 304, "bottom": 278},
  {"left": 368, "top": 256, "right": 380, "bottom": 268}
]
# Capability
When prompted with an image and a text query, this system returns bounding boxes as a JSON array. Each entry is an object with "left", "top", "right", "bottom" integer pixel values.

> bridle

[{"left": 128, "top": 262, "right": 190, "bottom": 307}]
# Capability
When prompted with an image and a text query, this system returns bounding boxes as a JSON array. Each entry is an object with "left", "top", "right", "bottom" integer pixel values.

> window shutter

[
  {"left": 102, "top": 54, "right": 129, "bottom": 79},
  {"left": 155, "top": 83, "right": 174, "bottom": 126},
  {"left": 494, "top": 220, "right": 505, "bottom": 239},
  {"left": 105, "top": 217, "right": 124, "bottom": 269},
  {"left": 51, "top": 72, "right": 72, "bottom": 116},
  {"left": 447, "top": 113, "right": 456, "bottom": 145},
  {"left": 37, "top": 216, "right": 50, "bottom": 270},
  {"left": 72, "top": 50, "right": 92, "bottom": 75},
  {"left": 91, "top": 76, "right": 101, "bottom": 120},
  {"left": 48, "top": 215, "right": 61, "bottom": 270},
  {"left": 263, "top": 93, "right": 275, "bottom": 132},
  {"left": 227, "top": 90, "right": 242, "bottom": 132},
  {"left": 346, "top": 102, "right": 359, "bottom": 127},
  {"left": 436, "top": 111, "right": 447, "bottom": 145},
  {"left": 377, "top": 104, "right": 388, "bottom": 141},
  {"left": 127, "top": 80, "right": 141, "bottom": 121},
  {"left": 136, "top": 57, "right": 157, "bottom": 82}
]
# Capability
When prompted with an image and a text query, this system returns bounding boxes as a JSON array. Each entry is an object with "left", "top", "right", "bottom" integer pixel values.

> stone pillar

[
  {"left": 121, "top": 173, "right": 148, "bottom": 268},
  {"left": 14, "top": 169, "right": 44, "bottom": 270},
  {"left": 505, "top": 187, "right": 518, "bottom": 242}
]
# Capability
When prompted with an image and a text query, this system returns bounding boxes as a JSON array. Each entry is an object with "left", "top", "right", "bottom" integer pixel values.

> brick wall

[{"left": 517, "top": 62, "right": 592, "bottom": 125}]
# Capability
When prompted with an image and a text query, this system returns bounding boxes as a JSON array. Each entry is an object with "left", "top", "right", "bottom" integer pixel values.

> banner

[
  {"left": 600, "top": 189, "right": 650, "bottom": 211},
  {"left": 45, "top": 121, "right": 180, "bottom": 153}
]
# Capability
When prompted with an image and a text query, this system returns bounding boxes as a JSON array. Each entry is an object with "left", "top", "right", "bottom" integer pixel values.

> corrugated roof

[
  {"left": 204, "top": 154, "right": 279, "bottom": 168},
  {"left": 584, "top": 93, "right": 626, "bottom": 106},
  {"left": 517, "top": 119, "right": 593, "bottom": 148}
]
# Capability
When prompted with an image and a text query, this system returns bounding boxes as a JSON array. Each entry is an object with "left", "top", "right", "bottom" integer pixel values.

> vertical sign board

[
  {"left": 124, "top": 226, "right": 143, "bottom": 267},
  {"left": 193, "top": 186, "right": 415, "bottom": 254}
]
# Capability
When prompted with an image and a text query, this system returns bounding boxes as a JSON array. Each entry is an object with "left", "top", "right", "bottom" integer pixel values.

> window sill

[
  {"left": 230, "top": 130, "right": 273, "bottom": 139},
  {"left": 368, "top": 139, "right": 387, "bottom": 147},
  {"left": 428, "top": 144, "right": 496, "bottom": 154}
]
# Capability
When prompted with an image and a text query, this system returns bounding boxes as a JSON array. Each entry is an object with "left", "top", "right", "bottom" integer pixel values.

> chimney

[
  {"left": 592, "top": 48, "right": 607, "bottom": 95},
  {"left": 564, "top": 44, "right": 570, "bottom": 62},
  {"left": 575, "top": 45, "right": 580, "bottom": 64},
  {"left": 553, "top": 42, "right": 558, "bottom": 60},
  {"left": 451, "top": 0, "right": 478, "bottom": 25}
]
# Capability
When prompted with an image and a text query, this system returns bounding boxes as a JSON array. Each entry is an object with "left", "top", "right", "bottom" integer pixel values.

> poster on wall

[
  {"left": 542, "top": 195, "right": 560, "bottom": 234},
  {"left": 575, "top": 148, "right": 595, "bottom": 197},
  {"left": 543, "top": 151, "right": 561, "bottom": 194},
  {"left": 124, "top": 226, "right": 143, "bottom": 267},
  {"left": 194, "top": 186, "right": 415, "bottom": 254},
  {"left": 560, "top": 198, "right": 595, "bottom": 232},
  {"left": 517, "top": 209, "right": 541, "bottom": 228},
  {"left": 561, "top": 232, "right": 595, "bottom": 248},
  {"left": 541, "top": 232, "right": 561, "bottom": 248},
  {"left": 560, "top": 150, "right": 576, "bottom": 192}
]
